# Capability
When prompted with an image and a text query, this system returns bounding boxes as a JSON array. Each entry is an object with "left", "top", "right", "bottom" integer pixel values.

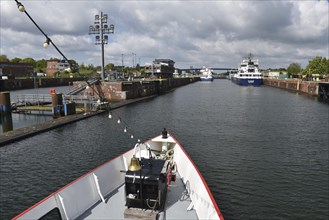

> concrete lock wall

[
  {"left": 0, "top": 78, "right": 82, "bottom": 91},
  {"left": 75, "top": 78, "right": 199, "bottom": 101},
  {"left": 263, "top": 78, "right": 321, "bottom": 96}
]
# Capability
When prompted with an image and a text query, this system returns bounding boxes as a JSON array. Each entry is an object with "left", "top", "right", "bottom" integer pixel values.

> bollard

[
  {"left": 0, "top": 92, "right": 11, "bottom": 115},
  {"left": 51, "top": 93, "right": 58, "bottom": 107},
  {"left": 51, "top": 93, "right": 63, "bottom": 107},
  {"left": 51, "top": 91, "right": 63, "bottom": 118}
]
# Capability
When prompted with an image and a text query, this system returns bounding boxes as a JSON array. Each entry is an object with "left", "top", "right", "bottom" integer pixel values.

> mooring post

[
  {"left": 51, "top": 89, "right": 64, "bottom": 117},
  {"left": 1, "top": 114, "right": 13, "bottom": 132},
  {"left": 0, "top": 92, "right": 11, "bottom": 115},
  {"left": 0, "top": 92, "right": 13, "bottom": 132}
]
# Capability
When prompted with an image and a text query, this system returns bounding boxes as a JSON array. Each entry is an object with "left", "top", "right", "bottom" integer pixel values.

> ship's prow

[
  {"left": 13, "top": 129, "right": 224, "bottom": 220},
  {"left": 200, "top": 67, "right": 214, "bottom": 81}
]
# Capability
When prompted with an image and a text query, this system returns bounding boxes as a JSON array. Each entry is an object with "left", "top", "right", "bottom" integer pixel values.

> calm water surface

[
  {"left": 0, "top": 80, "right": 328, "bottom": 219},
  {"left": 0, "top": 86, "right": 71, "bottom": 133}
]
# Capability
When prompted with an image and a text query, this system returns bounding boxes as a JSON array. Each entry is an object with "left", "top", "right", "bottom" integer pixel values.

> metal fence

[{"left": 14, "top": 94, "right": 52, "bottom": 105}]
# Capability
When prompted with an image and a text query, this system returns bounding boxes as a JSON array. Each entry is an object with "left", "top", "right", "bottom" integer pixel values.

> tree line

[
  {"left": 287, "top": 56, "right": 329, "bottom": 76},
  {"left": 0, "top": 54, "right": 143, "bottom": 77},
  {"left": 1, "top": 54, "right": 328, "bottom": 77}
]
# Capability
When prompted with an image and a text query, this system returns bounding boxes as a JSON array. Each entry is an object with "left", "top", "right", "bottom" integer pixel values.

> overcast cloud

[{"left": 0, "top": 0, "right": 328, "bottom": 69}]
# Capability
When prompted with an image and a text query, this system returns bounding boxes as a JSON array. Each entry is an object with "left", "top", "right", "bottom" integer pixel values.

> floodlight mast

[{"left": 89, "top": 12, "right": 114, "bottom": 81}]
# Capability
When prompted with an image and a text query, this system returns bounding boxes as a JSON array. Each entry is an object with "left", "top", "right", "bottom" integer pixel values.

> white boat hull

[
  {"left": 13, "top": 133, "right": 223, "bottom": 220},
  {"left": 232, "top": 54, "right": 263, "bottom": 86},
  {"left": 231, "top": 77, "right": 262, "bottom": 86},
  {"left": 200, "top": 76, "right": 214, "bottom": 81}
]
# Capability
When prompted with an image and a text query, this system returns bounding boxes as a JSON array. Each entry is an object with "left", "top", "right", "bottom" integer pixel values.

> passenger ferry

[{"left": 231, "top": 55, "right": 262, "bottom": 86}]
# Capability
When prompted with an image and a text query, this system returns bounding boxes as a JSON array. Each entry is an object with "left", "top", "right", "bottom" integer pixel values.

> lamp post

[
  {"left": 132, "top": 53, "right": 136, "bottom": 68},
  {"left": 122, "top": 53, "right": 124, "bottom": 79},
  {"left": 89, "top": 12, "right": 114, "bottom": 82}
]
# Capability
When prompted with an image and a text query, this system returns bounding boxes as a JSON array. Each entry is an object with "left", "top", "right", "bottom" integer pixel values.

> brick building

[
  {"left": 46, "top": 59, "right": 71, "bottom": 77},
  {"left": 145, "top": 59, "right": 175, "bottom": 78}
]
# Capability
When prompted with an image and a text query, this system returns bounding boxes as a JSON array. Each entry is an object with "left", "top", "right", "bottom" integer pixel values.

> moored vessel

[
  {"left": 232, "top": 54, "right": 262, "bottom": 86},
  {"left": 200, "top": 67, "right": 214, "bottom": 81},
  {"left": 13, "top": 128, "right": 224, "bottom": 220}
]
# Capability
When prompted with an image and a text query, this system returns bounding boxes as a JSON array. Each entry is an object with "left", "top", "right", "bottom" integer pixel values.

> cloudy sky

[{"left": 0, "top": 0, "right": 328, "bottom": 70}]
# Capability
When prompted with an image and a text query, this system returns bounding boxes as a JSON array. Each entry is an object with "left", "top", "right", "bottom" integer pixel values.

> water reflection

[
  {"left": 0, "top": 114, "right": 13, "bottom": 133},
  {"left": 0, "top": 81, "right": 328, "bottom": 220},
  {"left": 0, "top": 86, "right": 69, "bottom": 134}
]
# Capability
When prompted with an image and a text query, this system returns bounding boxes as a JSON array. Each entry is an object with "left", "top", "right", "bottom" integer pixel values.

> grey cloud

[{"left": 0, "top": 0, "right": 328, "bottom": 69}]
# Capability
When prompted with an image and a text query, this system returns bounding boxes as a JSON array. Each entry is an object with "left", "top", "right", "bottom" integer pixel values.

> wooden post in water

[
  {"left": 0, "top": 92, "right": 13, "bottom": 132},
  {"left": 0, "top": 92, "right": 11, "bottom": 115},
  {"left": 1, "top": 114, "right": 13, "bottom": 132}
]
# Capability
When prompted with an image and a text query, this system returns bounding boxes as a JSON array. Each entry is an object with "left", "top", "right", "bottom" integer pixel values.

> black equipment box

[{"left": 125, "top": 158, "right": 169, "bottom": 210}]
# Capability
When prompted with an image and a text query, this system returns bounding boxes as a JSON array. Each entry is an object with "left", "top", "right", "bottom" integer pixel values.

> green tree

[
  {"left": 36, "top": 59, "right": 47, "bottom": 72},
  {"left": 105, "top": 63, "right": 114, "bottom": 71},
  {"left": 68, "top": 59, "right": 78, "bottom": 72},
  {"left": 140, "top": 69, "right": 146, "bottom": 76},
  {"left": 0, "top": 55, "right": 9, "bottom": 62},
  {"left": 124, "top": 66, "right": 130, "bottom": 75},
  {"left": 304, "top": 56, "right": 328, "bottom": 75},
  {"left": 287, "top": 63, "right": 302, "bottom": 76},
  {"left": 95, "top": 66, "right": 101, "bottom": 72},
  {"left": 11, "top": 57, "right": 22, "bottom": 63},
  {"left": 20, "top": 57, "right": 36, "bottom": 68},
  {"left": 87, "top": 64, "right": 95, "bottom": 71},
  {"left": 78, "top": 63, "right": 97, "bottom": 76},
  {"left": 79, "top": 63, "right": 86, "bottom": 70}
]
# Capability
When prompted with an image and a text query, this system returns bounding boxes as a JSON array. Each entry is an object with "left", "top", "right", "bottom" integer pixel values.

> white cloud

[{"left": 0, "top": 0, "right": 328, "bottom": 69}]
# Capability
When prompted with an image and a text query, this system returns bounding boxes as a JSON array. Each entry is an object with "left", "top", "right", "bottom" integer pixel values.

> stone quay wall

[
  {"left": 262, "top": 78, "right": 329, "bottom": 96},
  {"left": 76, "top": 77, "right": 199, "bottom": 101},
  {"left": 0, "top": 78, "right": 80, "bottom": 91}
]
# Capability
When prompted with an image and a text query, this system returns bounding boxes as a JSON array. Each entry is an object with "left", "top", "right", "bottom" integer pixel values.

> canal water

[
  {"left": 0, "top": 86, "right": 70, "bottom": 134},
  {"left": 0, "top": 80, "right": 328, "bottom": 219}
]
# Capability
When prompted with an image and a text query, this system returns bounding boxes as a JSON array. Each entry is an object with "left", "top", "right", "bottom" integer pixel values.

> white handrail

[
  {"left": 93, "top": 173, "right": 105, "bottom": 203},
  {"left": 58, "top": 194, "right": 69, "bottom": 220}
]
